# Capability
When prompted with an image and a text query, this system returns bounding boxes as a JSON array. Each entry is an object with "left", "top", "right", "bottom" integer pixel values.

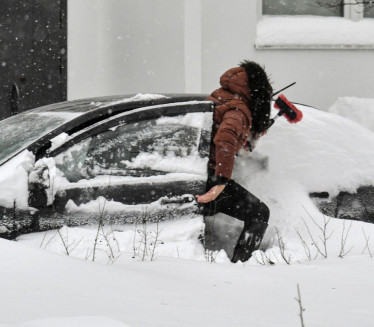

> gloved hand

[{"left": 195, "top": 185, "right": 226, "bottom": 203}]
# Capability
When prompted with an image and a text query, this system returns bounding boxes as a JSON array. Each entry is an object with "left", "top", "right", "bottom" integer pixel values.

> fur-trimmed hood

[
  {"left": 239, "top": 60, "right": 272, "bottom": 102},
  {"left": 219, "top": 67, "right": 251, "bottom": 102},
  {"left": 219, "top": 61, "right": 272, "bottom": 106},
  {"left": 239, "top": 60, "right": 272, "bottom": 134}
]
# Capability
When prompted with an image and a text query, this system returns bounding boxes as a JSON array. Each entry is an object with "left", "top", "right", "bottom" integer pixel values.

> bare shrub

[
  {"left": 100, "top": 226, "right": 121, "bottom": 264},
  {"left": 252, "top": 250, "right": 275, "bottom": 266},
  {"left": 92, "top": 198, "right": 107, "bottom": 262},
  {"left": 302, "top": 208, "right": 333, "bottom": 258},
  {"left": 57, "top": 226, "right": 82, "bottom": 256},
  {"left": 88, "top": 194, "right": 122, "bottom": 264},
  {"left": 132, "top": 208, "right": 163, "bottom": 262},
  {"left": 295, "top": 227, "right": 314, "bottom": 261},
  {"left": 338, "top": 220, "right": 353, "bottom": 258},
  {"left": 40, "top": 230, "right": 58, "bottom": 249},
  {"left": 362, "top": 228, "right": 373, "bottom": 258},
  {"left": 150, "top": 217, "right": 162, "bottom": 262},
  {"left": 275, "top": 228, "right": 292, "bottom": 265}
]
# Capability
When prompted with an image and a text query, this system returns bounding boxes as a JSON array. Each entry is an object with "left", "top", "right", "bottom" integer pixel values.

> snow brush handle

[
  {"left": 267, "top": 115, "right": 280, "bottom": 129},
  {"left": 272, "top": 82, "right": 296, "bottom": 97}
]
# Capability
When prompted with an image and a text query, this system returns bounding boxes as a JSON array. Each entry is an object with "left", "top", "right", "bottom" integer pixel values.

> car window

[{"left": 54, "top": 113, "right": 209, "bottom": 182}]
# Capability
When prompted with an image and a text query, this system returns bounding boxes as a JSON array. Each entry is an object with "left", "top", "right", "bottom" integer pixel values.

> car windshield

[{"left": 0, "top": 111, "right": 81, "bottom": 165}]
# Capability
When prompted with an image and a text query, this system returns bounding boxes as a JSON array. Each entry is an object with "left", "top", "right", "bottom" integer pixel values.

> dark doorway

[{"left": 0, "top": 0, "right": 67, "bottom": 120}]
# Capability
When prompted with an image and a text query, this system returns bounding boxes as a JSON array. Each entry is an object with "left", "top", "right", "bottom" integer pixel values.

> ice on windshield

[{"left": 0, "top": 112, "right": 80, "bottom": 165}]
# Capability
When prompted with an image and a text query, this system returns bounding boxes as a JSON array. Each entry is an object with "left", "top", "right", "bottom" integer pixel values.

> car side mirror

[
  {"left": 28, "top": 163, "right": 50, "bottom": 208},
  {"left": 29, "top": 163, "right": 50, "bottom": 190}
]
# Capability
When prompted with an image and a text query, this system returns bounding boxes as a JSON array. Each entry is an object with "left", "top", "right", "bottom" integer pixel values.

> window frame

[
  {"left": 256, "top": 0, "right": 374, "bottom": 50},
  {"left": 260, "top": 0, "right": 364, "bottom": 20},
  {"left": 47, "top": 101, "right": 214, "bottom": 179}
]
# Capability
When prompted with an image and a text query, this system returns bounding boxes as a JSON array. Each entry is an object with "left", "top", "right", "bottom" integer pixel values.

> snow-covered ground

[
  {"left": 1, "top": 97, "right": 374, "bottom": 326},
  {"left": 1, "top": 236, "right": 374, "bottom": 327}
]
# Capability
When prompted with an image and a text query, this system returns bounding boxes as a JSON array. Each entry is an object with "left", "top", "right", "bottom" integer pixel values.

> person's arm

[
  {"left": 195, "top": 185, "right": 226, "bottom": 203},
  {"left": 214, "top": 110, "right": 246, "bottom": 179}
]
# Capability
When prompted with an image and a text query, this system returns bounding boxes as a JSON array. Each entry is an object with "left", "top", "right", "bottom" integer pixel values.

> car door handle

[{"left": 161, "top": 194, "right": 195, "bottom": 205}]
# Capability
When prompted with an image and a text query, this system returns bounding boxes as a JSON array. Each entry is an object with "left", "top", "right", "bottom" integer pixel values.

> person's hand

[{"left": 196, "top": 185, "right": 226, "bottom": 203}]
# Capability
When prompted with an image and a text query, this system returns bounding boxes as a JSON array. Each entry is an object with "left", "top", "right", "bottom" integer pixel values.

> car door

[{"left": 30, "top": 101, "right": 213, "bottom": 230}]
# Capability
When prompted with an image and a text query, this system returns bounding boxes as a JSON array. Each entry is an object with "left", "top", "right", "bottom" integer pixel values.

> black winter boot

[{"left": 231, "top": 221, "right": 268, "bottom": 263}]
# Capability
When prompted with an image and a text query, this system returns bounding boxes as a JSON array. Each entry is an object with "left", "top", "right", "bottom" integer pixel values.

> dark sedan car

[
  {"left": 0, "top": 94, "right": 214, "bottom": 239},
  {"left": 2, "top": 93, "right": 374, "bottom": 243}
]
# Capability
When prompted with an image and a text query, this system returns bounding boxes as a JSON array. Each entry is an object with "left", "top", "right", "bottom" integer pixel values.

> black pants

[{"left": 203, "top": 172, "right": 270, "bottom": 262}]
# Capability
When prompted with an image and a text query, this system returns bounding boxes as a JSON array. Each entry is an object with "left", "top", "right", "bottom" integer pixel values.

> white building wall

[
  {"left": 68, "top": 0, "right": 185, "bottom": 99},
  {"left": 68, "top": 0, "right": 374, "bottom": 110},
  {"left": 68, "top": 0, "right": 104, "bottom": 99}
]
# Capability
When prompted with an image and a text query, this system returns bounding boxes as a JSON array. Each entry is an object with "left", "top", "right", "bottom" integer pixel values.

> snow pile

[
  {"left": 328, "top": 97, "right": 374, "bottom": 132},
  {"left": 247, "top": 105, "right": 374, "bottom": 196},
  {"left": 256, "top": 16, "right": 374, "bottom": 48},
  {"left": 0, "top": 151, "right": 34, "bottom": 208}
]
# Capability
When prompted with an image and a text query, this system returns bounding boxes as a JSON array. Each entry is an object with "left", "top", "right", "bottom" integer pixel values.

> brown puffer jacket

[{"left": 207, "top": 67, "right": 253, "bottom": 183}]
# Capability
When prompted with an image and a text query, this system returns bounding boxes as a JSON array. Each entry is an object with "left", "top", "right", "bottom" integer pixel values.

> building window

[
  {"left": 263, "top": 0, "right": 374, "bottom": 20},
  {"left": 263, "top": 0, "right": 343, "bottom": 17},
  {"left": 256, "top": 0, "right": 374, "bottom": 49},
  {"left": 364, "top": 2, "right": 374, "bottom": 18}
]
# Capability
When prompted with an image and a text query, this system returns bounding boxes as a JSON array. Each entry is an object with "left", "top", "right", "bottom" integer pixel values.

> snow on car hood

[
  {"left": 236, "top": 104, "right": 374, "bottom": 197},
  {"left": 328, "top": 97, "right": 374, "bottom": 133}
]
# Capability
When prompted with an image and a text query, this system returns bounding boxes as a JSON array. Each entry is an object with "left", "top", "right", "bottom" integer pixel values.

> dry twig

[
  {"left": 362, "top": 228, "right": 373, "bottom": 258},
  {"left": 275, "top": 228, "right": 292, "bottom": 264},
  {"left": 302, "top": 208, "right": 333, "bottom": 258},
  {"left": 338, "top": 220, "right": 353, "bottom": 258},
  {"left": 295, "top": 284, "right": 306, "bottom": 327}
]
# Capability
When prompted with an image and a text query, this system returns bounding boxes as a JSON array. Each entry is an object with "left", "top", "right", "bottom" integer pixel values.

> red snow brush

[{"left": 268, "top": 94, "right": 303, "bottom": 128}]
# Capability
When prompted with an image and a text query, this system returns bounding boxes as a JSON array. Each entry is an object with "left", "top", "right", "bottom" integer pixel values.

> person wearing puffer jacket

[{"left": 196, "top": 60, "right": 273, "bottom": 263}]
